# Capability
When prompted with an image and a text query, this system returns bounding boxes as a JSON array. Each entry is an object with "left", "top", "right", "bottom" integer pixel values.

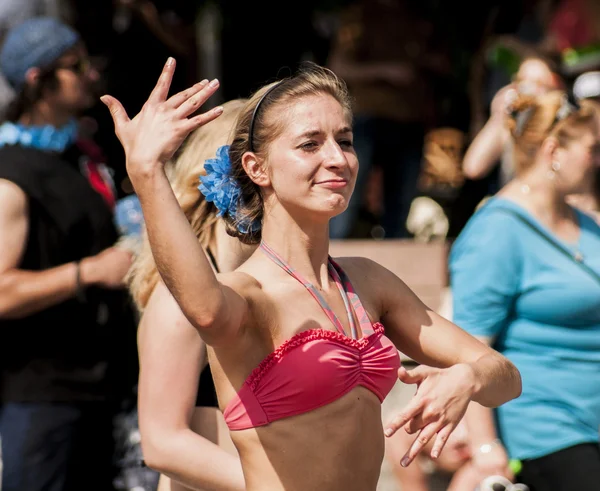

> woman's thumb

[
  {"left": 100, "top": 95, "right": 129, "bottom": 127},
  {"left": 398, "top": 364, "right": 431, "bottom": 385}
]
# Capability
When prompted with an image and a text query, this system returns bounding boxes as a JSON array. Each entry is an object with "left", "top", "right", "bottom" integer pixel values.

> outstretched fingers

[
  {"left": 400, "top": 421, "right": 442, "bottom": 468},
  {"left": 181, "top": 105, "right": 224, "bottom": 133},
  {"left": 430, "top": 423, "right": 454, "bottom": 459},
  {"left": 148, "top": 57, "right": 176, "bottom": 104},
  {"left": 176, "top": 79, "right": 221, "bottom": 118},
  {"left": 384, "top": 396, "right": 424, "bottom": 438},
  {"left": 166, "top": 79, "right": 209, "bottom": 109}
]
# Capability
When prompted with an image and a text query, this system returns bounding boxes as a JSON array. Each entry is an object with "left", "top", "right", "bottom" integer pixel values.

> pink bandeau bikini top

[{"left": 223, "top": 242, "right": 401, "bottom": 431}]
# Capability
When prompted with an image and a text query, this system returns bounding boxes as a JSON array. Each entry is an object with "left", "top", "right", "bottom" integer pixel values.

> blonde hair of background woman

[
  {"left": 507, "top": 90, "right": 597, "bottom": 175},
  {"left": 128, "top": 99, "right": 246, "bottom": 310}
]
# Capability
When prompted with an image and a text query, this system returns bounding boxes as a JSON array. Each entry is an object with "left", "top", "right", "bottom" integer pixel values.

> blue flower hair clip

[{"left": 198, "top": 145, "right": 260, "bottom": 234}]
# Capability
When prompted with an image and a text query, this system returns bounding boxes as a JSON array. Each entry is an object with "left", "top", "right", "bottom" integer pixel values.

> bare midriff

[{"left": 231, "top": 387, "right": 385, "bottom": 491}]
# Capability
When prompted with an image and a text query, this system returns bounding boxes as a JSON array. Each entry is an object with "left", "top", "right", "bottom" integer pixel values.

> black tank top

[
  {"left": 195, "top": 248, "right": 219, "bottom": 407},
  {"left": 0, "top": 144, "right": 136, "bottom": 403}
]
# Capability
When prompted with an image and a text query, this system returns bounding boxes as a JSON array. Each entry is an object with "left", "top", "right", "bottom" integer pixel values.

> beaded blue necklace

[{"left": 0, "top": 119, "right": 78, "bottom": 152}]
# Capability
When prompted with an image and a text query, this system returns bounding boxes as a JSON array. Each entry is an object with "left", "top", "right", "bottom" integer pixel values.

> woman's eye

[
  {"left": 339, "top": 139, "right": 353, "bottom": 148},
  {"left": 300, "top": 141, "right": 318, "bottom": 151}
]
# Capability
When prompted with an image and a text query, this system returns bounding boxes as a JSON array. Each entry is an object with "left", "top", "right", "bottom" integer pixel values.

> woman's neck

[
  {"left": 19, "top": 102, "right": 72, "bottom": 128},
  {"left": 507, "top": 168, "right": 572, "bottom": 226},
  {"left": 260, "top": 207, "right": 331, "bottom": 289}
]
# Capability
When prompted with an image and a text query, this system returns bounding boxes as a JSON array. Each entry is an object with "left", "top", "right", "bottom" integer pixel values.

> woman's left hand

[
  {"left": 385, "top": 364, "right": 476, "bottom": 467},
  {"left": 101, "top": 58, "right": 221, "bottom": 182}
]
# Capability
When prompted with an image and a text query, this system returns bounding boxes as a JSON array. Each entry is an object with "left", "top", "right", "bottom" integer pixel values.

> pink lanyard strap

[{"left": 260, "top": 242, "right": 373, "bottom": 339}]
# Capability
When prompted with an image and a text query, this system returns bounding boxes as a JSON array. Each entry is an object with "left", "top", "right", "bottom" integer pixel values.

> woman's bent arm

[
  {"left": 102, "top": 60, "right": 247, "bottom": 342},
  {"left": 370, "top": 259, "right": 521, "bottom": 407},
  {"left": 137, "top": 281, "right": 245, "bottom": 491}
]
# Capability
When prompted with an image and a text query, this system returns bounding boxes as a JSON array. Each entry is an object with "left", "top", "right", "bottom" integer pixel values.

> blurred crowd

[{"left": 1, "top": 0, "right": 600, "bottom": 490}]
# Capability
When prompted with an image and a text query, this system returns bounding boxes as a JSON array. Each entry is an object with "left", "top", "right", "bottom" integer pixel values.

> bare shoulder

[
  {"left": 333, "top": 255, "right": 396, "bottom": 286},
  {"left": 332, "top": 256, "right": 393, "bottom": 312},
  {"left": 141, "top": 281, "right": 195, "bottom": 332},
  {"left": 333, "top": 255, "right": 416, "bottom": 310},
  {"left": 0, "top": 179, "right": 27, "bottom": 214},
  {"left": 0, "top": 179, "right": 29, "bottom": 272},
  {"left": 137, "top": 282, "right": 205, "bottom": 371}
]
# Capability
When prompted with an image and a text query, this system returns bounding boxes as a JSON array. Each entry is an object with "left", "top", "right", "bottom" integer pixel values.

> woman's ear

[
  {"left": 241, "top": 152, "right": 270, "bottom": 187},
  {"left": 541, "top": 135, "right": 560, "bottom": 162},
  {"left": 24, "top": 67, "right": 41, "bottom": 89}
]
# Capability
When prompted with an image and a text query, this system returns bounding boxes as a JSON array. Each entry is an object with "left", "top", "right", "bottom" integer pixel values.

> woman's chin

[
  {"left": 325, "top": 193, "right": 350, "bottom": 209},
  {"left": 323, "top": 193, "right": 350, "bottom": 214}
]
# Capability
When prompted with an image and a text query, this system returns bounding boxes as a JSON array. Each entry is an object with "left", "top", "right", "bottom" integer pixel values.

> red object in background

[
  {"left": 549, "top": 0, "right": 597, "bottom": 51},
  {"left": 75, "top": 138, "right": 116, "bottom": 209}
]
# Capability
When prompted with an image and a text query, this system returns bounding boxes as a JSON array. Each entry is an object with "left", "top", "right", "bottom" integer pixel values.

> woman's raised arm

[{"left": 102, "top": 58, "right": 247, "bottom": 343}]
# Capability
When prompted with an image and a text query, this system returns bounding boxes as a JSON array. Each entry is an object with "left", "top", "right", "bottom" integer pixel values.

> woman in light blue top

[{"left": 450, "top": 91, "right": 600, "bottom": 491}]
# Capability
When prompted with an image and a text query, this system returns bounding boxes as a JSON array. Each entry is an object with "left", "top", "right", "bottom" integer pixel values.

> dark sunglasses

[{"left": 57, "top": 57, "right": 91, "bottom": 76}]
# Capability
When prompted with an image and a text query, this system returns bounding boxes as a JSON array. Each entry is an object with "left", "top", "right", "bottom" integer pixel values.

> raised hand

[
  {"left": 100, "top": 57, "right": 223, "bottom": 184},
  {"left": 490, "top": 84, "right": 518, "bottom": 119},
  {"left": 384, "top": 364, "right": 475, "bottom": 468}
]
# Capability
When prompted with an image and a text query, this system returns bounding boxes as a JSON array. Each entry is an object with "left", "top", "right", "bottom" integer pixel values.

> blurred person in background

[
  {"left": 0, "top": 0, "right": 69, "bottom": 119},
  {"left": 568, "top": 71, "right": 600, "bottom": 220},
  {"left": 447, "top": 55, "right": 563, "bottom": 240},
  {"left": 447, "top": 0, "right": 561, "bottom": 240},
  {"left": 129, "top": 99, "right": 254, "bottom": 491},
  {"left": 327, "top": 0, "right": 450, "bottom": 239},
  {"left": 450, "top": 90, "right": 600, "bottom": 491},
  {"left": 462, "top": 55, "right": 563, "bottom": 185},
  {"left": 0, "top": 17, "right": 137, "bottom": 491}
]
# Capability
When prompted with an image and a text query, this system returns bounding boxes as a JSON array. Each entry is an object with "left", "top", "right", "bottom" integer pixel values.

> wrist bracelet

[
  {"left": 478, "top": 439, "right": 502, "bottom": 455},
  {"left": 75, "top": 261, "right": 87, "bottom": 303}
]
